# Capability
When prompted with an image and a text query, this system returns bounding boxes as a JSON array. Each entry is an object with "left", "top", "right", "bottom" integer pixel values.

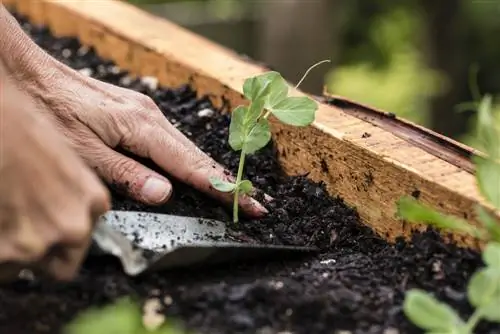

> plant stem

[
  {"left": 295, "top": 59, "right": 331, "bottom": 89},
  {"left": 233, "top": 149, "right": 246, "bottom": 223},
  {"left": 464, "top": 308, "right": 482, "bottom": 333}
]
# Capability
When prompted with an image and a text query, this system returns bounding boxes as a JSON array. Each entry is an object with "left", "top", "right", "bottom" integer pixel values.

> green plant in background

[
  {"left": 326, "top": 8, "right": 445, "bottom": 126},
  {"left": 396, "top": 94, "right": 500, "bottom": 333},
  {"left": 209, "top": 62, "right": 328, "bottom": 223},
  {"left": 64, "top": 297, "right": 189, "bottom": 334}
]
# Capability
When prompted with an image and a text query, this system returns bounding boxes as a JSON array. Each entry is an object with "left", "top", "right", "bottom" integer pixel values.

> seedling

[
  {"left": 209, "top": 60, "right": 329, "bottom": 223},
  {"left": 396, "top": 94, "right": 500, "bottom": 334}
]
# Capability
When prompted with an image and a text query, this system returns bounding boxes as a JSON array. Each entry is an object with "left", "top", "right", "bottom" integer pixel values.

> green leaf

[
  {"left": 475, "top": 94, "right": 500, "bottom": 159},
  {"left": 476, "top": 206, "right": 500, "bottom": 242},
  {"left": 270, "top": 96, "right": 317, "bottom": 126},
  {"left": 396, "top": 197, "right": 480, "bottom": 236},
  {"left": 243, "top": 76, "right": 272, "bottom": 102},
  {"left": 261, "top": 72, "right": 289, "bottom": 109},
  {"left": 209, "top": 177, "right": 236, "bottom": 193},
  {"left": 228, "top": 105, "right": 248, "bottom": 151},
  {"left": 403, "top": 289, "right": 463, "bottom": 331},
  {"left": 483, "top": 242, "right": 500, "bottom": 268},
  {"left": 238, "top": 180, "right": 253, "bottom": 195},
  {"left": 467, "top": 267, "right": 500, "bottom": 307},
  {"left": 244, "top": 71, "right": 288, "bottom": 109},
  {"left": 482, "top": 294, "right": 500, "bottom": 322},
  {"left": 244, "top": 119, "right": 272, "bottom": 154},
  {"left": 474, "top": 156, "right": 500, "bottom": 210},
  {"left": 64, "top": 297, "right": 143, "bottom": 334}
]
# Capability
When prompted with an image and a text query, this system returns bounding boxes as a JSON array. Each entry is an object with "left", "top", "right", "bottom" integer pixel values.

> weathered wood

[{"left": 5, "top": 0, "right": 499, "bottom": 250}]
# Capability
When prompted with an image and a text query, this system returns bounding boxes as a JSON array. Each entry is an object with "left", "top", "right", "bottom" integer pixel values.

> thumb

[{"left": 84, "top": 144, "right": 173, "bottom": 205}]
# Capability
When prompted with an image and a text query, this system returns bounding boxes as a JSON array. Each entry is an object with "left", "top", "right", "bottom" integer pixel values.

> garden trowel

[{"left": 90, "top": 210, "right": 317, "bottom": 276}]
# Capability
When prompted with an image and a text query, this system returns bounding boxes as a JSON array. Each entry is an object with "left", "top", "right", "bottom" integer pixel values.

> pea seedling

[
  {"left": 209, "top": 61, "right": 329, "bottom": 223},
  {"left": 397, "top": 94, "right": 500, "bottom": 334}
]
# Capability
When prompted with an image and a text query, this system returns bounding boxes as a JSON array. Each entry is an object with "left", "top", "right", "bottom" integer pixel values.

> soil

[{"left": 1, "top": 11, "right": 498, "bottom": 334}]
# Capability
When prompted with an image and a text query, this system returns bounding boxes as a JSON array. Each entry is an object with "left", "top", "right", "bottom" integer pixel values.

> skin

[{"left": 0, "top": 5, "right": 267, "bottom": 281}]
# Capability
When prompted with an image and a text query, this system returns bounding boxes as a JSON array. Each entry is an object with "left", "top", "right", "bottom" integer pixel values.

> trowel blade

[{"left": 92, "top": 210, "right": 318, "bottom": 276}]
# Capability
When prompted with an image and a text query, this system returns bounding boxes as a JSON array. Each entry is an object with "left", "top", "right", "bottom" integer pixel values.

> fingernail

[
  {"left": 251, "top": 198, "right": 269, "bottom": 216},
  {"left": 141, "top": 177, "right": 171, "bottom": 204}
]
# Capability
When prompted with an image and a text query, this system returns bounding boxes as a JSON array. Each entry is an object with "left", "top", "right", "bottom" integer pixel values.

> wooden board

[{"left": 5, "top": 0, "right": 499, "bottom": 250}]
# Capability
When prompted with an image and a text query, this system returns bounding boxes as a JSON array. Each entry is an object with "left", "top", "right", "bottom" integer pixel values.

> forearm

[{"left": 0, "top": 5, "right": 61, "bottom": 86}]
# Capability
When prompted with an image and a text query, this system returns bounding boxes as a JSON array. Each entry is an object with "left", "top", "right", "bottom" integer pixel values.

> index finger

[{"left": 128, "top": 123, "right": 269, "bottom": 219}]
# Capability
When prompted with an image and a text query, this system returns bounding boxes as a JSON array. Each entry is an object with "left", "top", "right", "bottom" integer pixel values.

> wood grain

[{"left": 6, "top": 0, "right": 499, "bottom": 250}]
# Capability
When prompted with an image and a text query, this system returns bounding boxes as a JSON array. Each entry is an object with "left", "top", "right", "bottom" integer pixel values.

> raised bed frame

[{"left": 4, "top": 0, "right": 499, "bottom": 250}]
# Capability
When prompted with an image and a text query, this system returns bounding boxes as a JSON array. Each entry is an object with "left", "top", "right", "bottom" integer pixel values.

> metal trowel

[{"left": 90, "top": 211, "right": 318, "bottom": 276}]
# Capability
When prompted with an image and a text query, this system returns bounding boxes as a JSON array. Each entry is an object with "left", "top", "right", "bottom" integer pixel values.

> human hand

[
  {"left": 0, "top": 72, "right": 110, "bottom": 281},
  {"left": 26, "top": 62, "right": 269, "bottom": 217}
]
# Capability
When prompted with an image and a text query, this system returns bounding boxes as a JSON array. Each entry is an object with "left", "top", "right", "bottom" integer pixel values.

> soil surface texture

[{"left": 1, "top": 11, "right": 498, "bottom": 334}]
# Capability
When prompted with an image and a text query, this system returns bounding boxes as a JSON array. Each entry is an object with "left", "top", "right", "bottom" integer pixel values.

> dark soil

[{"left": 1, "top": 11, "right": 498, "bottom": 334}]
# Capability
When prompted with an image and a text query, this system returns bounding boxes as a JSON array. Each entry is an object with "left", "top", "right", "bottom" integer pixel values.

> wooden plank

[{"left": 5, "top": 0, "right": 499, "bottom": 250}]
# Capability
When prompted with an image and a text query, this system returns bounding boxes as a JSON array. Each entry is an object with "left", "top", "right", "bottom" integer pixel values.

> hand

[
  {"left": 0, "top": 71, "right": 110, "bottom": 281},
  {"left": 26, "top": 62, "right": 268, "bottom": 217}
]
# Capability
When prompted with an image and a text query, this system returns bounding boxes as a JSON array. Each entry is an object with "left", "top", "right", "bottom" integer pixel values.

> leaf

[
  {"left": 474, "top": 156, "right": 500, "bottom": 210},
  {"left": 64, "top": 297, "right": 143, "bottom": 334},
  {"left": 396, "top": 197, "right": 480, "bottom": 236},
  {"left": 482, "top": 294, "right": 500, "bottom": 322},
  {"left": 243, "top": 76, "right": 272, "bottom": 102},
  {"left": 476, "top": 206, "right": 500, "bottom": 242},
  {"left": 261, "top": 72, "right": 289, "bottom": 109},
  {"left": 483, "top": 242, "right": 500, "bottom": 268},
  {"left": 475, "top": 94, "right": 500, "bottom": 160},
  {"left": 238, "top": 180, "right": 253, "bottom": 195},
  {"left": 403, "top": 289, "right": 463, "bottom": 331},
  {"left": 270, "top": 96, "right": 317, "bottom": 126},
  {"left": 209, "top": 177, "right": 236, "bottom": 193},
  {"left": 467, "top": 267, "right": 499, "bottom": 307},
  {"left": 244, "top": 119, "right": 272, "bottom": 154},
  {"left": 244, "top": 71, "right": 288, "bottom": 108},
  {"left": 228, "top": 106, "right": 248, "bottom": 151}
]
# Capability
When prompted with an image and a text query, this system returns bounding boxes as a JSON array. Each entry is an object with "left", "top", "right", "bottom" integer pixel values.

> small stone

[
  {"left": 285, "top": 308, "right": 293, "bottom": 316},
  {"left": 142, "top": 76, "right": 159, "bottom": 90},
  {"left": 229, "top": 313, "right": 254, "bottom": 329},
  {"left": 120, "top": 76, "right": 132, "bottom": 86},
  {"left": 142, "top": 298, "right": 165, "bottom": 331},
  {"left": 163, "top": 295, "right": 173, "bottom": 306},
  {"left": 197, "top": 108, "right": 214, "bottom": 118},
  {"left": 322, "top": 272, "right": 329, "bottom": 278},
  {"left": 18, "top": 269, "right": 35, "bottom": 281},
  {"left": 320, "top": 259, "right": 336, "bottom": 265},
  {"left": 77, "top": 46, "right": 89, "bottom": 56},
  {"left": 256, "top": 327, "right": 274, "bottom": 334},
  {"left": 78, "top": 68, "right": 93, "bottom": 77},
  {"left": 383, "top": 327, "right": 399, "bottom": 334},
  {"left": 62, "top": 49, "right": 71, "bottom": 58},
  {"left": 432, "top": 260, "right": 442, "bottom": 272},
  {"left": 110, "top": 65, "right": 121, "bottom": 74},
  {"left": 268, "top": 280, "right": 284, "bottom": 289}
]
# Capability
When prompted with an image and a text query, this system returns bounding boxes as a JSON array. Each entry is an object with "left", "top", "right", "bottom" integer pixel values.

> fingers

[
  {"left": 124, "top": 123, "right": 268, "bottom": 218},
  {"left": 81, "top": 140, "right": 173, "bottom": 206}
]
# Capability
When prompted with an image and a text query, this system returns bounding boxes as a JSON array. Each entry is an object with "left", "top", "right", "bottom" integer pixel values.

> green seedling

[
  {"left": 209, "top": 60, "right": 329, "bottom": 223},
  {"left": 64, "top": 297, "right": 190, "bottom": 334},
  {"left": 396, "top": 94, "right": 500, "bottom": 334}
]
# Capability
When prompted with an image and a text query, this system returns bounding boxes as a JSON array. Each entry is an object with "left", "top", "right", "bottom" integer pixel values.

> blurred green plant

[
  {"left": 63, "top": 297, "right": 190, "bottom": 334},
  {"left": 396, "top": 94, "right": 500, "bottom": 333},
  {"left": 326, "top": 8, "right": 446, "bottom": 126}
]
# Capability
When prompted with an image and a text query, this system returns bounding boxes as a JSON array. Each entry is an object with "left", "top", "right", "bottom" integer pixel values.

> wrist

[{"left": 0, "top": 5, "right": 64, "bottom": 93}]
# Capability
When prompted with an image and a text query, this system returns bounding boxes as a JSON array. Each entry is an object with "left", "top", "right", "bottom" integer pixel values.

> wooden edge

[
  {"left": 321, "top": 92, "right": 482, "bottom": 174},
  {"left": 5, "top": 0, "right": 499, "bottom": 250}
]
